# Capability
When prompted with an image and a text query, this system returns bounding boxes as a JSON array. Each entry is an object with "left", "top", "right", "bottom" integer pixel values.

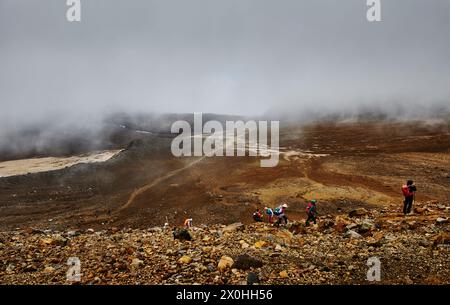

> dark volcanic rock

[
  {"left": 247, "top": 272, "right": 260, "bottom": 285},
  {"left": 173, "top": 228, "right": 192, "bottom": 241},
  {"left": 233, "top": 254, "right": 264, "bottom": 270}
]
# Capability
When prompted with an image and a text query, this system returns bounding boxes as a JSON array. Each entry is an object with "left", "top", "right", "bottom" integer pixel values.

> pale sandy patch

[{"left": 0, "top": 150, "right": 122, "bottom": 177}]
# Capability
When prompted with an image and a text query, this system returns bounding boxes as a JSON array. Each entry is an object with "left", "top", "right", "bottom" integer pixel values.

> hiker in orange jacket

[{"left": 184, "top": 218, "right": 193, "bottom": 229}]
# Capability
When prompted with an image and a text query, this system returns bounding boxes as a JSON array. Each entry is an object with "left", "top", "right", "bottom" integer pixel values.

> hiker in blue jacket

[{"left": 274, "top": 203, "right": 288, "bottom": 225}]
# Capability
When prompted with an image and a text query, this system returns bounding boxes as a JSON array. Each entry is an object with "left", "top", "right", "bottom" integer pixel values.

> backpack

[
  {"left": 307, "top": 203, "right": 316, "bottom": 215},
  {"left": 274, "top": 207, "right": 282, "bottom": 216},
  {"left": 402, "top": 185, "right": 412, "bottom": 197}
]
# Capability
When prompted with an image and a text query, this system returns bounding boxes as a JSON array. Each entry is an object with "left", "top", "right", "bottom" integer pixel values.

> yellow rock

[
  {"left": 178, "top": 255, "right": 192, "bottom": 264},
  {"left": 40, "top": 238, "right": 54, "bottom": 245},
  {"left": 275, "top": 230, "right": 293, "bottom": 244},
  {"left": 279, "top": 270, "right": 289, "bottom": 278},
  {"left": 218, "top": 256, "right": 234, "bottom": 271},
  {"left": 43, "top": 266, "right": 55, "bottom": 273},
  {"left": 143, "top": 247, "right": 153, "bottom": 256},
  {"left": 254, "top": 240, "right": 267, "bottom": 248},
  {"left": 202, "top": 246, "right": 212, "bottom": 252}
]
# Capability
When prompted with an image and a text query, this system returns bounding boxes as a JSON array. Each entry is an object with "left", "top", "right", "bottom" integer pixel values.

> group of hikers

[
  {"left": 252, "top": 203, "right": 290, "bottom": 225},
  {"left": 183, "top": 180, "right": 417, "bottom": 229},
  {"left": 253, "top": 200, "right": 318, "bottom": 226},
  {"left": 252, "top": 179, "right": 417, "bottom": 226}
]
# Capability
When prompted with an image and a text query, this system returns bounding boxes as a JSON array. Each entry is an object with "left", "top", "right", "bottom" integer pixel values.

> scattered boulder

[
  {"left": 247, "top": 272, "right": 259, "bottom": 285},
  {"left": 366, "top": 232, "right": 384, "bottom": 247},
  {"left": 435, "top": 217, "right": 448, "bottom": 225},
  {"left": 357, "top": 220, "right": 374, "bottom": 234},
  {"left": 348, "top": 208, "right": 368, "bottom": 218},
  {"left": 346, "top": 223, "right": 358, "bottom": 231},
  {"left": 274, "top": 230, "right": 294, "bottom": 244},
  {"left": 334, "top": 217, "right": 352, "bottom": 233},
  {"left": 254, "top": 240, "right": 267, "bottom": 248},
  {"left": 318, "top": 219, "right": 335, "bottom": 232},
  {"left": 178, "top": 255, "right": 192, "bottom": 264},
  {"left": 173, "top": 228, "right": 192, "bottom": 241},
  {"left": 222, "top": 223, "right": 244, "bottom": 233},
  {"left": 239, "top": 240, "right": 250, "bottom": 249},
  {"left": 344, "top": 230, "right": 362, "bottom": 239},
  {"left": 43, "top": 266, "right": 55, "bottom": 273},
  {"left": 40, "top": 234, "right": 67, "bottom": 246},
  {"left": 279, "top": 270, "right": 289, "bottom": 278},
  {"left": 218, "top": 256, "right": 234, "bottom": 271},
  {"left": 232, "top": 254, "right": 264, "bottom": 270},
  {"left": 130, "top": 258, "right": 144, "bottom": 268},
  {"left": 6, "top": 264, "right": 15, "bottom": 273},
  {"left": 66, "top": 230, "right": 81, "bottom": 237}
]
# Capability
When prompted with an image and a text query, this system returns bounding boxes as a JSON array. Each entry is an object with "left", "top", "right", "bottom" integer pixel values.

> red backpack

[{"left": 402, "top": 185, "right": 411, "bottom": 197}]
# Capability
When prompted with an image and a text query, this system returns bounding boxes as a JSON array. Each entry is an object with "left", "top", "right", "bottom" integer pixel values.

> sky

[{"left": 1, "top": 0, "right": 450, "bottom": 127}]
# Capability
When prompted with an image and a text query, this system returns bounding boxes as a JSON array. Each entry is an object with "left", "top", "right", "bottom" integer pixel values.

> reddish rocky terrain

[{"left": 0, "top": 119, "right": 449, "bottom": 284}]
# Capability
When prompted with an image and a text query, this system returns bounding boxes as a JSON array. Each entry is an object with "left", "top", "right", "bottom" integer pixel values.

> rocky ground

[{"left": 1, "top": 200, "right": 448, "bottom": 285}]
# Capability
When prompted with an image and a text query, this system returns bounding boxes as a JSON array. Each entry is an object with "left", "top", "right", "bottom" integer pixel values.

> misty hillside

[{"left": 1, "top": 108, "right": 450, "bottom": 162}]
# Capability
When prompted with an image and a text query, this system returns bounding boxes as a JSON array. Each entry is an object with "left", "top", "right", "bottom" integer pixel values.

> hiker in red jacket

[{"left": 402, "top": 180, "right": 417, "bottom": 215}]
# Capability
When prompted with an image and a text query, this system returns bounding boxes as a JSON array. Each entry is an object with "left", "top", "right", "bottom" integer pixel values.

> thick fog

[{"left": 0, "top": 0, "right": 449, "bottom": 142}]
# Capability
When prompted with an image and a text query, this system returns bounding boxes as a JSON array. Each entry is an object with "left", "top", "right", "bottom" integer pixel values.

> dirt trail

[{"left": 117, "top": 156, "right": 207, "bottom": 211}]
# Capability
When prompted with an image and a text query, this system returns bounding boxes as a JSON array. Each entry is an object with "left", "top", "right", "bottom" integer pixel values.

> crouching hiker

[
  {"left": 253, "top": 209, "right": 263, "bottom": 222},
  {"left": 274, "top": 203, "right": 288, "bottom": 225},
  {"left": 305, "top": 199, "right": 318, "bottom": 226}
]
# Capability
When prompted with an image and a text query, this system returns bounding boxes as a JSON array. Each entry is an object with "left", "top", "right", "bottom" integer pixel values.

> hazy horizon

[{"left": 1, "top": 0, "right": 450, "bottom": 129}]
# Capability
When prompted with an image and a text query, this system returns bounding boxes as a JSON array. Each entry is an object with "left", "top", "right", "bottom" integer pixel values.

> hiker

[
  {"left": 184, "top": 218, "right": 193, "bottom": 229},
  {"left": 402, "top": 180, "right": 417, "bottom": 215},
  {"left": 305, "top": 199, "right": 318, "bottom": 226},
  {"left": 274, "top": 203, "right": 288, "bottom": 225},
  {"left": 264, "top": 207, "right": 274, "bottom": 223},
  {"left": 253, "top": 209, "right": 263, "bottom": 222}
]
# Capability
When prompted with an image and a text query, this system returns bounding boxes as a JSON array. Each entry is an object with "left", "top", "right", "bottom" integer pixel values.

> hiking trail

[{"left": 118, "top": 155, "right": 207, "bottom": 211}]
